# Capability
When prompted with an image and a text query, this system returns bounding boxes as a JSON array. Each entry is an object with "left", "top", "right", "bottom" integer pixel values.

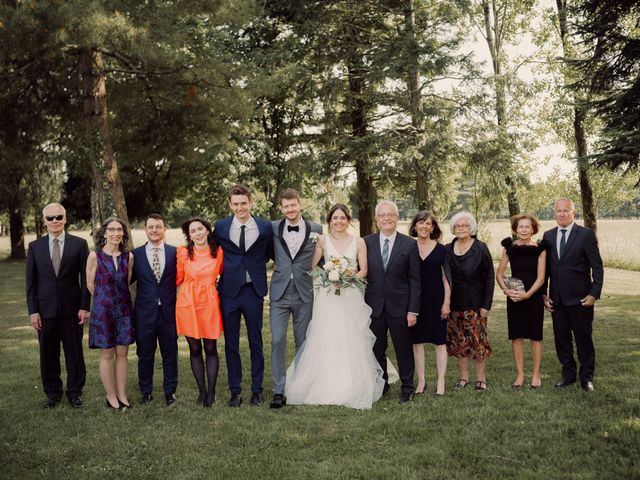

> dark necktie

[
  {"left": 559, "top": 229, "right": 567, "bottom": 258},
  {"left": 287, "top": 225, "right": 299, "bottom": 232},
  {"left": 52, "top": 238, "right": 61, "bottom": 276},
  {"left": 239, "top": 225, "right": 246, "bottom": 253}
]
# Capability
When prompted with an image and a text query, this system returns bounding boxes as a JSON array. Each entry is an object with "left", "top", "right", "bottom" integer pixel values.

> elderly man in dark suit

[
  {"left": 214, "top": 184, "right": 273, "bottom": 407},
  {"left": 543, "top": 198, "right": 604, "bottom": 392},
  {"left": 131, "top": 213, "right": 178, "bottom": 406},
  {"left": 25, "top": 203, "right": 90, "bottom": 409},
  {"left": 364, "top": 200, "right": 421, "bottom": 403}
]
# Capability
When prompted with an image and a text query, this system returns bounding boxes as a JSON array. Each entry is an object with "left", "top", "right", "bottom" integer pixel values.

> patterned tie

[
  {"left": 239, "top": 225, "right": 246, "bottom": 253},
  {"left": 559, "top": 229, "right": 567, "bottom": 259},
  {"left": 52, "top": 238, "right": 61, "bottom": 276},
  {"left": 382, "top": 238, "right": 390, "bottom": 271},
  {"left": 152, "top": 248, "right": 162, "bottom": 282}
]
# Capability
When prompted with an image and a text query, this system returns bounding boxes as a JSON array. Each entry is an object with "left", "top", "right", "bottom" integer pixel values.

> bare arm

[
  {"left": 128, "top": 252, "right": 134, "bottom": 284},
  {"left": 86, "top": 252, "right": 97, "bottom": 295},
  {"left": 495, "top": 248, "right": 509, "bottom": 292},
  {"left": 355, "top": 237, "right": 367, "bottom": 278},
  {"left": 311, "top": 235, "right": 325, "bottom": 267},
  {"left": 440, "top": 266, "right": 451, "bottom": 319}
]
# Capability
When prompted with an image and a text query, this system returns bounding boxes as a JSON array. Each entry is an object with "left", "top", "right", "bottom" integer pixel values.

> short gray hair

[
  {"left": 449, "top": 211, "right": 478, "bottom": 235},
  {"left": 554, "top": 198, "right": 575, "bottom": 211},
  {"left": 42, "top": 203, "right": 66, "bottom": 217},
  {"left": 375, "top": 200, "right": 399, "bottom": 217}
]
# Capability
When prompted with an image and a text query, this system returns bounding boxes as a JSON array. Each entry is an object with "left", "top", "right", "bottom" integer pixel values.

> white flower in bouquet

[
  {"left": 323, "top": 261, "right": 335, "bottom": 271},
  {"left": 327, "top": 269, "right": 340, "bottom": 282}
]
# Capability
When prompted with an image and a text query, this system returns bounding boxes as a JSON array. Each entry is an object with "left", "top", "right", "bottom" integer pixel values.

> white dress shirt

[
  {"left": 283, "top": 219, "right": 306, "bottom": 258},
  {"left": 379, "top": 231, "right": 397, "bottom": 257}
]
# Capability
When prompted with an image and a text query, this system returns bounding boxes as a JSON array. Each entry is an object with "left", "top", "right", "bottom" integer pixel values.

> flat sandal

[
  {"left": 454, "top": 379, "right": 469, "bottom": 390},
  {"left": 475, "top": 380, "right": 487, "bottom": 391}
]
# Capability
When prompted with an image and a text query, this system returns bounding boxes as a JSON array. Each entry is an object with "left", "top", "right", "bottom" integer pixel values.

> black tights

[{"left": 186, "top": 337, "right": 219, "bottom": 403}]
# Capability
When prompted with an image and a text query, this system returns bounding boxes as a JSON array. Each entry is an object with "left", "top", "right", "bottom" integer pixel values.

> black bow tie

[{"left": 287, "top": 225, "right": 299, "bottom": 232}]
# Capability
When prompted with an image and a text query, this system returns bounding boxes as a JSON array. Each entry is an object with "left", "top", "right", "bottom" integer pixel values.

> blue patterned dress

[{"left": 89, "top": 249, "right": 134, "bottom": 348}]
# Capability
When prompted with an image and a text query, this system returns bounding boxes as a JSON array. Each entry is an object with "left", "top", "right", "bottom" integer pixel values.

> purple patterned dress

[{"left": 89, "top": 249, "right": 134, "bottom": 348}]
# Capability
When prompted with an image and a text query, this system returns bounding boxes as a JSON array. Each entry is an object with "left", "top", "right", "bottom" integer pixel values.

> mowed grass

[
  {"left": 2, "top": 218, "right": 638, "bottom": 269},
  {"left": 0, "top": 259, "right": 639, "bottom": 480}
]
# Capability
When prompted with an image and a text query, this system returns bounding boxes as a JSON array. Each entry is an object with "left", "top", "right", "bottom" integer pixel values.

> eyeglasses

[
  {"left": 454, "top": 224, "right": 471, "bottom": 230},
  {"left": 377, "top": 213, "right": 398, "bottom": 219},
  {"left": 106, "top": 227, "right": 124, "bottom": 233},
  {"left": 45, "top": 215, "right": 64, "bottom": 221}
]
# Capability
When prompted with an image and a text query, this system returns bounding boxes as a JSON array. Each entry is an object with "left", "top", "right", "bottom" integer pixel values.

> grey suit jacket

[{"left": 270, "top": 218, "right": 323, "bottom": 303}]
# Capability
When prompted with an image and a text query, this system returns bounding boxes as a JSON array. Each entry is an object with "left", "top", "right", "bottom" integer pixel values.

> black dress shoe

[
  {"left": 399, "top": 391, "right": 413, "bottom": 404},
  {"left": 228, "top": 394, "right": 242, "bottom": 407},
  {"left": 165, "top": 393, "right": 177, "bottom": 406},
  {"left": 581, "top": 381, "right": 594, "bottom": 392},
  {"left": 269, "top": 394, "right": 287, "bottom": 409},
  {"left": 250, "top": 392, "right": 263, "bottom": 406},
  {"left": 43, "top": 397, "right": 62, "bottom": 409},
  {"left": 555, "top": 378, "right": 576, "bottom": 388},
  {"left": 69, "top": 396, "right": 84, "bottom": 409},
  {"left": 140, "top": 394, "right": 153, "bottom": 405}
]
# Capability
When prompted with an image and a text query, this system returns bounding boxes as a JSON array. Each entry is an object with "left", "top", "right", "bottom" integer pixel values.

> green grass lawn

[{"left": 0, "top": 260, "right": 638, "bottom": 479}]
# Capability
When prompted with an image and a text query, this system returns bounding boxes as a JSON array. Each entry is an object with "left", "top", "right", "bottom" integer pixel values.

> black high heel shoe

[
  {"left": 197, "top": 392, "right": 206, "bottom": 406},
  {"left": 204, "top": 392, "right": 216, "bottom": 408},
  {"left": 106, "top": 398, "right": 120, "bottom": 410},
  {"left": 117, "top": 397, "right": 132, "bottom": 410}
]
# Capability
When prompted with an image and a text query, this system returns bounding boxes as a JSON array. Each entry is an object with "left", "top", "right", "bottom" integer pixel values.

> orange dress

[{"left": 176, "top": 245, "right": 224, "bottom": 340}]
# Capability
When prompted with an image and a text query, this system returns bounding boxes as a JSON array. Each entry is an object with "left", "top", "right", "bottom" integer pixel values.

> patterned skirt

[{"left": 446, "top": 309, "right": 492, "bottom": 361}]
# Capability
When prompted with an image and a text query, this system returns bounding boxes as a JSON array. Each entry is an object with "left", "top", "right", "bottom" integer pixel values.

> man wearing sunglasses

[{"left": 25, "top": 203, "right": 91, "bottom": 409}]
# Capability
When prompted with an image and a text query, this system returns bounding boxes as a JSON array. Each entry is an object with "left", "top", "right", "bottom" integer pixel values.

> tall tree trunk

[
  {"left": 8, "top": 194, "right": 25, "bottom": 259},
  {"left": 483, "top": 0, "right": 520, "bottom": 217},
  {"left": 348, "top": 54, "right": 376, "bottom": 236},
  {"left": 80, "top": 47, "right": 130, "bottom": 231},
  {"left": 556, "top": 0, "right": 597, "bottom": 232},
  {"left": 403, "top": 0, "right": 429, "bottom": 210},
  {"left": 34, "top": 210, "right": 44, "bottom": 239}
]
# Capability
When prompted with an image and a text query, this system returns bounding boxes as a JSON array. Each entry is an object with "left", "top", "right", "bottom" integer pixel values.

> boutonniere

[{"left": 309, "top": 232, "right": 320, "bottom": 244}]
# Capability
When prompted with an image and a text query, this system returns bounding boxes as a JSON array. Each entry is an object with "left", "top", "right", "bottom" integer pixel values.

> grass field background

[{"left": 0, "top": 221, "right": 639, "bottom": 479}]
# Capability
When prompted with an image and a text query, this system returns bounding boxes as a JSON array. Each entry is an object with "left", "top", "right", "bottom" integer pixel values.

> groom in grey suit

[{"left": 269, "top": 188, "right": 323, "bottom": 408}]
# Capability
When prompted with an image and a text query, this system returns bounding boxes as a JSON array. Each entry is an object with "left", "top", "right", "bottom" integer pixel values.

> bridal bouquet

[{"left": 312, "top": 255, "right": 366, "bottom": 295}]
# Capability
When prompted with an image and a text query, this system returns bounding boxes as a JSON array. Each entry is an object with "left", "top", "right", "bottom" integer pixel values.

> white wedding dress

[{"left": 284, "top": 236, "right": 385, "bottom": 409}]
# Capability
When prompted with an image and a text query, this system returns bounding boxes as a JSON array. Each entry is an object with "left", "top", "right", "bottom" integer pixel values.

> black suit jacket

[
  {"left": 543, "top": 224, "right": 604, "bottom": 306},
  {"left": 131, "top": 243, "right": 177, "bottom": 324},
  {"left": 364, "top": 232, "right": 421, "bottom": 318},
  {"left": 25, "top": 233, "right": 91, "bottom": 318}
]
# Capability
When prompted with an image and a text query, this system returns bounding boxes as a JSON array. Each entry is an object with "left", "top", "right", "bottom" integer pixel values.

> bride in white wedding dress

[{"left": 284, "top": 204, "right": 385, "bottom": 409}]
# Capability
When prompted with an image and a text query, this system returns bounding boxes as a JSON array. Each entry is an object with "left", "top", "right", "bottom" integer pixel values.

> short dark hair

[
  {"left": 228, "top": 184, "right": 252, "bottom": 200},
  {"left": 510, "top": 213, "right": 540, "bottom": 235},
  {"left": 93, "top": 217, "right": 130, "bottom": 253},
  {"left": 181, "top": 216, "right": 219, "bottom": 259},
  {"left": 326, "top": 203, "right": 352, "bottom": 224},
  {"left": 408, "top": 210, "right": 442, "bottom": 241},
  {"left": 279, "top": 188, "right": 301, "bottom": 203},
  {"left": 144, "top": 213, "right": 167, "bottom": 227}
]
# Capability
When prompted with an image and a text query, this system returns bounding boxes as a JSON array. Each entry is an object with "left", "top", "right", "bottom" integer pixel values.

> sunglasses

[{"left": 45, "top": 215, "right": 65, "bottom": 221}]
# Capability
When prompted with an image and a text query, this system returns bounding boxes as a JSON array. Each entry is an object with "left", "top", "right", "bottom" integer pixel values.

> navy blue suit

[
  {"left": 214, "top": 216, "right": 273, "bottom": 395},
  {"left": 131, "top": 243, "right": 178, "bottom": 397}
]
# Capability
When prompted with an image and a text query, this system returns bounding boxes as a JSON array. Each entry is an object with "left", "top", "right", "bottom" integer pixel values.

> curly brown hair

[
  {"left": 181, "top": 216, "right": 219, "bottom": 259},
  {"left": 93, "top": 217, "right": 130, "bottom": 253}
]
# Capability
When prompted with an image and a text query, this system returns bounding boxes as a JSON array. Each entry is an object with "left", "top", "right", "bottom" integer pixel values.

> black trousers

[
  {"left": 551, "top": 304, "right": 595, "bottom": 383},
  {"left": 38, "top": 315, "right": 86, "bottom": 399},
  {"left": 370, "top": 307, "right": 414, "bottom": 394}
]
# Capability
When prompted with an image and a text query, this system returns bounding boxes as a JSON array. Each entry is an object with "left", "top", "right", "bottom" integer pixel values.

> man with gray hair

[
  {"left": 364, "top": 200, "right": 421, "bottom": 403},
  {"left": 543, "top": 198, "right": 603, "bottom": 392},
  {"left": 25, "top": 203, "right": 90, "bottom": 408}
]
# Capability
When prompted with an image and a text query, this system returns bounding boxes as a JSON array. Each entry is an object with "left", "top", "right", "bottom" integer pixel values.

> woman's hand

[
  {"left": 479, "top": 308, "right": 490, "bottom": 319},
  {"left": 440, "top": 302, "right": 450, "bottom": 320},
  {"left": 507, "top": 290, "right": 530, "bottom": 302}
]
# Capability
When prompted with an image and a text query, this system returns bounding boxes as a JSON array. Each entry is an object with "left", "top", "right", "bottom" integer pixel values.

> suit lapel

[
  {"left": 42, "top": 235, "right": 57, "bottom": 277},
  {"left": 385, "top": 232, "right": 402, "bottom": 272},
  {"left": 371, "top": 233, "right": 384, "bottom": 271},
  {"left": 277, "top": 219, "right": 293, "bottom": 261},
  {"left": 548, "top": 229, "right": 559, "bottom": 263},
  {"left": 561, "top": 225, "right": 580, "bottom": 261},
  {"left": 292, "top": 219, "right": 312, "bottom": 261},
  {"left": 219, "top": 217, "right": 241, "bottom": 253},
  {"left": 138, "top": 243, "right": 157, "bottom": 282}
]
